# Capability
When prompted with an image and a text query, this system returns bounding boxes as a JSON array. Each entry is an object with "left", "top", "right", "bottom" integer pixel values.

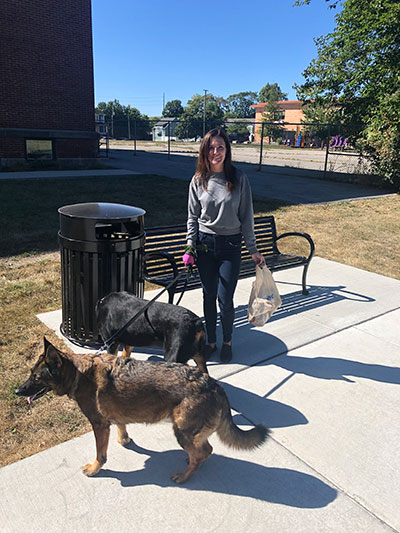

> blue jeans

[{"left": 196, "top": 231, "right": 242, "bottom": 344}]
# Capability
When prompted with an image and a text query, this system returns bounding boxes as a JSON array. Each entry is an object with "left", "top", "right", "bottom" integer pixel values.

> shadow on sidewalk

[
  {"left": 96, "top": 440, "right": 337, "bottom": 508},
  {"left": 234, "top": 282, "right": 375, "bottom": 328}
]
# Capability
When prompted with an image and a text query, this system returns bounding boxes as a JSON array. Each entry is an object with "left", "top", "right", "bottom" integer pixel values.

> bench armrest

[
  {"left": 144, "top": 250, "right": 179, "bottom": 281},
  {"left": 275, "top": 232, "right": 315, "bottom": 262}
]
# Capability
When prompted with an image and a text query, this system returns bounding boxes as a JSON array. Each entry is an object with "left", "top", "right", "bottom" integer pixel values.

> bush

[{"left": 361, "top": 91, "right": 400, "bottom": 190}]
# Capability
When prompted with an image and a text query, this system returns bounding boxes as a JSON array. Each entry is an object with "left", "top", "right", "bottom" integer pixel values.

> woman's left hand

[{"left": 251, "top": 252, "right": 265, "bottom": 267}]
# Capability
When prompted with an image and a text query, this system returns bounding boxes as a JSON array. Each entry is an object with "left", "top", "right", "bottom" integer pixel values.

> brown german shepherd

[{"left": 16, "top": 338, "right": 269, "bottom": 483}]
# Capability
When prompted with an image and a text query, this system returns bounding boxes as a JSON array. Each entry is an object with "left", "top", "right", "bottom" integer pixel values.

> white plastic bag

[{"left": 247, "top": 264, "right": 282, "bottom": 326}]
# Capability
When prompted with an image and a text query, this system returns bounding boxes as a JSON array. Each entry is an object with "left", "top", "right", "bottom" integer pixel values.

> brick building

[
  {"left": 251, "top": 100, "right": 305, "bottom": 142},
  {"left": 0, "top": 0, "right": 98, "bottom": 167}
]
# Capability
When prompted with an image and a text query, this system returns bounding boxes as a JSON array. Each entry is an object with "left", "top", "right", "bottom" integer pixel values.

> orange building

[{"left": 251, "top": 100, "right": 305, "bottom": 143}]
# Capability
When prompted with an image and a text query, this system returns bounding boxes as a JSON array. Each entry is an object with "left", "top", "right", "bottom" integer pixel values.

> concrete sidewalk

[{"left": 1, "top": 257, "right": 399, "bottom": 532}]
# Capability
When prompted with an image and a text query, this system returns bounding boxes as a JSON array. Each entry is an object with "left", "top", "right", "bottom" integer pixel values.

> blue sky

[{"left": 92, "top": 0, "right": 340, "bottom": 117}]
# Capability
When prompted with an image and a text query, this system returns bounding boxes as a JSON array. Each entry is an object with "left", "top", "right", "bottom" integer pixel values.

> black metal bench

[{"left": 144, "top": 215, "right": 315, "bottom": 304}]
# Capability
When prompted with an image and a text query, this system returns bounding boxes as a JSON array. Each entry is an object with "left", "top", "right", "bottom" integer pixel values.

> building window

[{"left": 26, "top": 139, "right": 54, "bottom": 160}]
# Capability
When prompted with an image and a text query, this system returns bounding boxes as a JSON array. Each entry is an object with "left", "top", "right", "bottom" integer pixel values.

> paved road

[
  {"left": 111, "top": 141, "right": 369, "bottom": 174},
  {"left": 102, "top": 147, "right": 391, "bottom": 205}
]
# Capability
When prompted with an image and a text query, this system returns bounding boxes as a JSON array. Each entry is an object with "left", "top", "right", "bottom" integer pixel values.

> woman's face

[{"left": 207, "top": 135, "right": 227, "bottom": 172}]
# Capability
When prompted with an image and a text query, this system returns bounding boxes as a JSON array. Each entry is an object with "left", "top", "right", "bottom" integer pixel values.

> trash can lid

[{"left": 58, "top": 202, "right": 146, "bottom": 221}]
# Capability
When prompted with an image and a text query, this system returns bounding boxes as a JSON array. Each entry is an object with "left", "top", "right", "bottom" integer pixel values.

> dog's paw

[
  {"left": 118, "top": 435, "right": 131, "bottom": 447},
  {"left": 170, "top": 471, "right": 188, "bottom": 484},
  {"left": 81, "top": 462, "right": 101, "bottom": 477}
]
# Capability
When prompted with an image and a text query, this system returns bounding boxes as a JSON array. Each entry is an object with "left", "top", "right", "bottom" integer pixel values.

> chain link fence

[{"left": 99, "top": 118, "right": 366, "bottom": 180}]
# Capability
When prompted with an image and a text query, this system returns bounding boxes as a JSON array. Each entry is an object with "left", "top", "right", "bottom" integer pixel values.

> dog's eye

[{"left": 41, "top": 368, "right": 53, "bottom": 380}]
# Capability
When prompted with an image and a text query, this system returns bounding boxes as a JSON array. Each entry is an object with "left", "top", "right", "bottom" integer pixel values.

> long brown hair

[{"left": 194, "top": 128, "right": 237, "bottom": 192}]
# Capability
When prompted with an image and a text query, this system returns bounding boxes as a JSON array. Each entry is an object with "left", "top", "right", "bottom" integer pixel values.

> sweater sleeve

[
  {"left": 239, "top": 173, "right": 258, "bottom": 254},
  {"left": 186, "top": 177, "right": 201, "bottom": 247}
]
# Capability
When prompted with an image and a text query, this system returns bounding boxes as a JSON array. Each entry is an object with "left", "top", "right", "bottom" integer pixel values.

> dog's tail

[{"left": 216, "top": 389, "right": 270, "bottom": 450}]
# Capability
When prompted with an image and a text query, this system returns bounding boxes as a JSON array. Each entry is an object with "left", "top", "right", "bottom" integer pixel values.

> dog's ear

[
  {"left": 43, "top": 336, "right": 52, "bottom": 353},
  {"left": 44, "top": 342, "right": 63, "bottom": 374},
  {"left": 43, "top": 337, "right": 94, "bottom": 374}
]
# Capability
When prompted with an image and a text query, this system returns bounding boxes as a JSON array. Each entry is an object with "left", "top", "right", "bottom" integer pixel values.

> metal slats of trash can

[{"left": 58, "top": 202, "right": 146, "bottom": 347}]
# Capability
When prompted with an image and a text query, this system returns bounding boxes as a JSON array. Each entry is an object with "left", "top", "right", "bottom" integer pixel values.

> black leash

[{"left": 96, "top": 267, "right": 192, "bottom": 354}]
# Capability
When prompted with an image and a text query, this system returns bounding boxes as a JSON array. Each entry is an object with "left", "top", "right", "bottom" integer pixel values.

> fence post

[
  {"left": 257, "top": 122, "right": 264, "bottom": 171},
  {"left": 323, "top": 124, "right": 331, "bottom": 179},
  {"left": 168, "top": 121, "right": 171, "bottom": 160},
  {"left": 133, "top": 120, "right": 137, "bottom": 156}
]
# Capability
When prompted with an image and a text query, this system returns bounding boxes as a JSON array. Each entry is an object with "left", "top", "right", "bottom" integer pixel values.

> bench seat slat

[{"left": 144, "top": 217, "right": 315, "bottom": 302}]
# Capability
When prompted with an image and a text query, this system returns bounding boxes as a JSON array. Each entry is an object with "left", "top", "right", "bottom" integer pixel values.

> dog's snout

[{"left": 15, "top": 381, "right": 28, "bottom": 396}]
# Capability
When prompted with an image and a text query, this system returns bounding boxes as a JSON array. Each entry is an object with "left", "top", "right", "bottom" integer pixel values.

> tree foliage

[
  {"left": 361, "top": 90, "right": 400, "bottom": 189},
  {"left": 295, "top": 0, "right": 400, "bottom": 187},
  {"left": 224, "top": 91, "right": 258, "bottom": 118},
  {"left": 260, "top": 102, "right": 285, "bottom": 140},
  {"left": 258, "top": 83, "right": 288, "bottom": 103},
  {"left": 174, "top": 93, "right": 224, "bottom": 139},
  {"left": 162, "top": 99, "right": 184, "bottom": 118},
  {"left": 96, "top": 100, "right": 150, "bottom": 139},
  {"left": 294, "top": 0, "right": 339, "bottom": 7}
]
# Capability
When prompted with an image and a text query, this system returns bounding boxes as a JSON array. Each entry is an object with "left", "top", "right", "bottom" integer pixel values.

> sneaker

[
  {"left": 220, "top": 343, "right": 232, "bottom": 363},
  {"left": 204, "top": 344, "right": 217, "bottom": 360}
]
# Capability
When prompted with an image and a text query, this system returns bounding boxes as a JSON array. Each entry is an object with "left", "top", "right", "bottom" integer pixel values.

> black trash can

[{"left": 58, "top": 202, "right": 146, "bottom": 347}]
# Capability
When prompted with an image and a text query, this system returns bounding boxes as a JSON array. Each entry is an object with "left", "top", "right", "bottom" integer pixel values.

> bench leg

[
  {"left": 302, "top": 264, "right": 310, "bottom": 295},
  {"left": 168, "top": 288, "right": 175, "bottom": 304}
]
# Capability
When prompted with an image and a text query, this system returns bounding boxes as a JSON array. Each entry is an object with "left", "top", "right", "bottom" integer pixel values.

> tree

[
  {"left": 224, "top": 91, "right": 258, "bottom": 118},
  {"left": 175, "top": 93, "right": 225, "bottom": 140},
  {"left": 301, "top": 99, "right": 343, "bottom": 142},
  {"left": 258, "top": 83, "right": 288, "bottom": 103},
  {"left": 295, "top": 0, "right": 400, "bottom": 187},
  {"left": 95, "top": 100, "right": 151, "bottom": 139},
  {"left": 361, "top": 90, "right": 400, "bottom": 189},
  {"left": 162, "top": 99, "right": 184, "bottom": 118},
  {"left": 294, "top": 0, "right": 340, "bottom": 7},
  {"left": 260, "top": 102, "right": 285, "bottom": 141}
]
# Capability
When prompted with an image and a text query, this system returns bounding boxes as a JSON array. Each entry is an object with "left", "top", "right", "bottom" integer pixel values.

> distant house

[
  {"left": 251, "top": 100, "right": 305, "bottom": 143},
  {"left": 95, "top": 113, "right": 107, "bottom": 136},
  {"left": 152, "top": 118, "right": 178, "bottom": 141}
]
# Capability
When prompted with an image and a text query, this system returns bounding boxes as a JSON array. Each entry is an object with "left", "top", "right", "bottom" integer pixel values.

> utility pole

[
  {"left": 163, "top": 92, "right": 165, "bottom": 113},
  {"left": 203, "top": 89, "right": 208, "bottom": 137}
]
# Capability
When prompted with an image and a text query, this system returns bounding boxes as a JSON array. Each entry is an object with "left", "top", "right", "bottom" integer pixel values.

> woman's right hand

[{"left": 182, "top": 253, "right": 195, "bottom": 267}]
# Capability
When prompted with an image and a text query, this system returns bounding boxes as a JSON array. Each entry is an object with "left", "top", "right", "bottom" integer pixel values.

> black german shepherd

[
  {"left": 16, "top": 338, "right": 270, "bottom": 483},
  {"left": 96, "top": 292, "right": 208, "bottom": 374}
]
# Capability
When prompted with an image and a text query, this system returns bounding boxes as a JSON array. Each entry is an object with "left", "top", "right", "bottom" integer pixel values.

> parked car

[{"left": 228, "top": 132, "right": 249, "bottom": 143}]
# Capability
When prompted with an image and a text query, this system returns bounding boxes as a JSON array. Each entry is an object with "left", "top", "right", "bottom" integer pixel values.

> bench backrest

[{"left": 144, "top": 215, "right": 279, "bottom": 279}]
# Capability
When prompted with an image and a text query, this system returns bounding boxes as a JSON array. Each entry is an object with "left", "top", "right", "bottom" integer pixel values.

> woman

[{"left": 182, "top": 129, "right": 265, "bottom": 363}]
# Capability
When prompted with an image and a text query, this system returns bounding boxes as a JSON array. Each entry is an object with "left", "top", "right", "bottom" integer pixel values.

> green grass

[{"left": 0, "top": 174, "right": 286, "bottom": 257}]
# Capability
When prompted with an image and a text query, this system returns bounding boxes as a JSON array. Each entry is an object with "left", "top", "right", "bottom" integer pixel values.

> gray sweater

[{"left": 187, "top": 170, "right": 258, "bottom": 254}]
